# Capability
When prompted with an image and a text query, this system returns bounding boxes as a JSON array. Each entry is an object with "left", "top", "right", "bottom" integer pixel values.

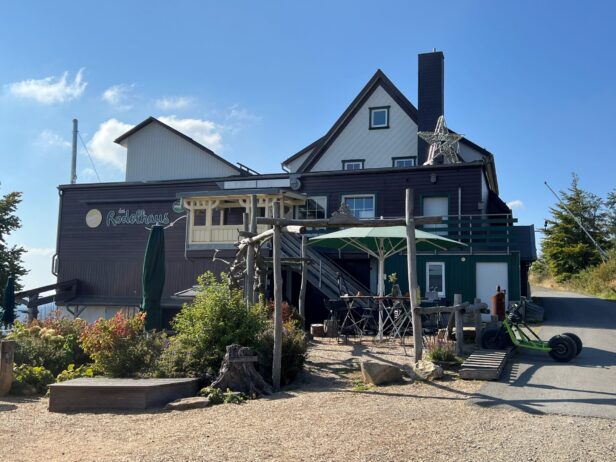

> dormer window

[
  {"left": 369, "top": 106, "right": 389, "bottom": 129},
  {"left": 392, "top": 156, "right": 417, "bottom": 168},
  {"left": 342, "top": 159, "right": 365, "bottom": 171}
]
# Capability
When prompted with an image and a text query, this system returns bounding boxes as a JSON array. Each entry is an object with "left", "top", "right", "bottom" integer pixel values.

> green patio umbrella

[
  {"left": 2, "top": 276, "right": 16, "bottom": 327},
  {"left": 141, "top": 225, "right": 166, "bottom": 331},
  {"left": 310, "top": 226, "right": 464, "bottom": 338}
]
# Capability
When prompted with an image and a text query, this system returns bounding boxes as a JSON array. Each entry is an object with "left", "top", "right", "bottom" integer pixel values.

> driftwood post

[
  {"left": 272, "top": 201, "right": 283, "bottom": 391},
  {"left": 298, "top": 235, "right": 308, "bottom": 324},
  {"left": 0, "top": 340, "right": 15, "bottom": 397},
  {"left": 453, "top": 294, "right": 464, "bottom": 354},
  {"left": 405, "top": 188, "right": 422, "bottom": 361},
  {"left": 473, "top": 297, "right": 483, "bottom": 345},
  {"left": 27, "top": 294, "right": 39, "bottom": 323},
  {"left": 243, "top": 212, "right": 251, "bottom": 308},
  {"left": 245, "top": 195, "right": 257, "bottom": 304}
]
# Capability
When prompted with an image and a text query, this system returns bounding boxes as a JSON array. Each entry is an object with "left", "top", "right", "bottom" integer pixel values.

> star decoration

[{"left": 418, "top": 115, "right": 463, "bottom": 165}]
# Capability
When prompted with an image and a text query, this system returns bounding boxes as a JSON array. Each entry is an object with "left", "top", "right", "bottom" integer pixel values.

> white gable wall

[
  {"left": 311, "top": 85, "right": 418, "bottom": 171},
  {"left": 458, "top": 141, "right": 485, "bottom": 163},
  {"left": 125, "top": 123, "right": 239, "bottom": 182},
  {"left": 284, "top": 148, "right": 314, "bottom": 172}
]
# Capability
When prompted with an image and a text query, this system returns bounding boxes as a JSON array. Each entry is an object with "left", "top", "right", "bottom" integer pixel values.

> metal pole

[
  {"left": 544, "top": 181, "right": 608, "bottom": 262},
  {"left": 71, "top": 118, "right": 78, "bottom": 184}
]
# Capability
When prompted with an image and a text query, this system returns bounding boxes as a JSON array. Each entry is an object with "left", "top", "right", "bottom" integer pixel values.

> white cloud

[
  {"left": 38, "top": 129, "right": 71, "bottom": 150},
  {"left": 80, "top": 167, "right": 99, "bottom": 181},
  {"left": 507, "top": 199, "right": 525, "bottom": 210},
  {"left": 88, "top": 119, "right": 134, "bottom": 171},
  {"left": 102, "top": 83, "right": 134, "bottom": 110},
  {"left": 158, "top": 115, "right": 223, "bottom": 151},
  {"left": 25, "top": 247, "right": 55, "bottom": 257},
  {"left": 7, "top": 69, "right": 87, "bottom": 104},
  {"left": 155, "top": 96, "right": 193, "bottom": 110}
]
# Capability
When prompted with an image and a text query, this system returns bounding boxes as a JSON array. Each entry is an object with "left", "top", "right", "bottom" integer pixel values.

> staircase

[{"left": 281, "top": 234, "right": 370, "bottom": 302}]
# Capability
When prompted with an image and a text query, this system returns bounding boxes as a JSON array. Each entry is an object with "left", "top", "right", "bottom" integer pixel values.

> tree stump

[{"left": 211, "top": 345, "right": 272, "bottom": 397}]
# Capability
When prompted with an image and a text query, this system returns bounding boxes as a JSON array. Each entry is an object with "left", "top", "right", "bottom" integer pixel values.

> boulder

[
  {"left": 165, "top": 396, "right": 212, "bottom": 411},
  {"left": 360, "top": 361, "right": 404, "bottom": 386},
  {"left": 410, "top": 360, "right": 444, "bottom": 381}
]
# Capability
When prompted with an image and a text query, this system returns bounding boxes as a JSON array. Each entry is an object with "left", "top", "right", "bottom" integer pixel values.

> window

[
  {"left": 342, "top": 195, "right": 375, "bottom": 219},
  {"left": 193, "top": 209, "right": 206, "bottom": 226},
  {"left": 426, "top": 262, "right": 445, "bottom": 297},
  {"left": 423, "top": 196, "right": 448, "bottom": 236},
  {"left": 369, "top": 106, "right": 389, "bottom": 129},
  {"left": 342, "top": 159, "right": 364, "bottom": 171},
  {"left": 392, "top": 157, "right": 417, "bottom": 168},
  {"left": 295, "top": 196, "right": 327, "bottom": 220}
]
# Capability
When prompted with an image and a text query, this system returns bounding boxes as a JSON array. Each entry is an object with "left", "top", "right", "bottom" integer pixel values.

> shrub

[
  {"left": 56, "top": 363, "right": 97, "bottom": 382},
  {"left": 12, "top": 364, "right": 55, "bottom": 395},
  {"left": 80, "top": 312, "right": 164, "bottom": 377},
  {"left": 568, "top": 249, "right": 616, "bottom": 300},
  {"left": 157, "top": 272, "right": 268, "bottom": 377},
  {"left": 9, "top": 316, "right": 89, "bottom": 376},
  {"left": 254, "top": 320, "right": 308, "bottom": 386},
  {"left": 424, "top": 336, "right": 458, "bottom": 363}
]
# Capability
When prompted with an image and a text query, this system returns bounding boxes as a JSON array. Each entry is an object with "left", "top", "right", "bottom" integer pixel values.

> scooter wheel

[
  {"left": 548, "top": 335, "right": 577, "bottom": 362},
  {"left": 562, "top": 332, "right": 583, "bottom": 356}
]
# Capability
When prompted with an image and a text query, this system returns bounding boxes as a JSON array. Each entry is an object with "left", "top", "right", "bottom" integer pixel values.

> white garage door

[{"left": 476, "top": 262, "right": 508, "bottom": 305}]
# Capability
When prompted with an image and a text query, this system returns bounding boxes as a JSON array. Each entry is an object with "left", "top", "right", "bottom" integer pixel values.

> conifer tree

[
  {"left": 0, "top": 186, "right": 27, "bottom": 316},
  {"left": 542, "top": 174, "right": 609, "bottom": 282}
]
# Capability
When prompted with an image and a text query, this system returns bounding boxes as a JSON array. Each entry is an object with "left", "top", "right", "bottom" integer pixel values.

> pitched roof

[
  {"left": 114, "top": 116, "right": 245, "bottom": 175},
  {"left": 290, "top": 70, "right": 419, "bottom": 173}
]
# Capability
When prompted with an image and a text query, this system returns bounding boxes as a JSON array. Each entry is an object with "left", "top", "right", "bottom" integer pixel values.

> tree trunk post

[
  {"left": 473, "top": 297, "right": 483, "bottom": 345},
  {"left": 455, "top": 306, "right": 465, "bottom": 356},
  {"left": 0, "top": 340, "right": 15, "bottom": 397},
  {"left": 246, "top": 195, "right": 257, "bottom": 305},
  {"left": 406, "top": 188, "right": 422, "bottom": 361},
  {"left": 27, "top": 294, "right": 39, "bottom": 323},
  {"left": 298, "top": 235, "right": 308, "bottom": 327},
  {"left": 272, "top": 201, "right": 283, "bottom": 391}
]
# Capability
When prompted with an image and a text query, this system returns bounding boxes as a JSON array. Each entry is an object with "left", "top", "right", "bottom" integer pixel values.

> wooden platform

[
  {"left": 459, "top": 348, "right": 513, "bottom": 381},
  {"left": 48, "top": 377, "right": 199, "bottom": 412}
]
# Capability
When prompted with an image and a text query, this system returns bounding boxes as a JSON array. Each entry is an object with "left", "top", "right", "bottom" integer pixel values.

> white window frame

[
  {"left": 426, "top": 261, "right": 446, "bottom": 298},
  {"left": 295, "top": 196, "right": 328, "bottom": 220},
  {"left": 342, "top": 160, "right": 364, "bottom": 171},
  {"left": 342, "top": 194, "right": 375, "bottom": 219},
  {"left": 393, "top": 157, "right": 417, "bottom": 168},
  {"left": 369, "top": 107, "right": 389, "bottom": 129}
]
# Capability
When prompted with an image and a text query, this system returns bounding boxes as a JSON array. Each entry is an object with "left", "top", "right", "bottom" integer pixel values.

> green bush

[
  {"left": 56, "top": 363, "right": 97, "bottom": 382},
  {"left": 80, "top": 312, "right": 164, "bottom": 377},
  {"left": 254, "top": 320, "right": 308, "bottom": 386},
  {"left": 12, "top": 364, "right": 55, "bottom": 395},
  {"left": 568, "top": 250, "right": 616, "bottom": 300},
  {"left": 157, "top": 272, "right": 268, "bottom": 377},
  {"left": 424, "top": 336, "right": 458, "bottom": 363},
  {"left": 9, "top": 316, "right": 89, "bottom": 376}
]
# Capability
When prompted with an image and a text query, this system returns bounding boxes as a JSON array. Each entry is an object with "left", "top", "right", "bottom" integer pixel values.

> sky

[{"left": 1, "top": 0, "right": 615, "bottom": 289}]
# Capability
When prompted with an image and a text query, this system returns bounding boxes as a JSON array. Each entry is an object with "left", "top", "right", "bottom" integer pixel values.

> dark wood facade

[{"left": 56, "top": 162, "right": 498, "bottom": 308}]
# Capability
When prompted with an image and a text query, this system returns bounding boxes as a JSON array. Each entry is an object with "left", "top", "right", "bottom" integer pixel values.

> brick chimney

[{"left": 418, "top": 50, "right": 445, "bottom": 164}]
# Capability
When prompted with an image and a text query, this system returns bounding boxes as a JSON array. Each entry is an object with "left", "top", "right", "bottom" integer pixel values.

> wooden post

[
  {"left": 298, "top": 235, "right": 308, "bottom": 325},
  {"left": 455, "top": 306, "right": 465, "bottom": 356},
  {"left": 0, "top": 340, "right": 15, "bottom": 397},
  {"left": 474, "top": 297, "right": 483, "bottom": 345},
  {"left": 272, "top": 201, "right": 283, "bottom": 391},
  {"left": 405, "top": 189, "right": 422, "bottom": 361},
  {"left": 245, "top": 195, "right": 257, "bottom": 305},
  {"left": 27, "top": 294, "right": 39, "bottom": 323}
]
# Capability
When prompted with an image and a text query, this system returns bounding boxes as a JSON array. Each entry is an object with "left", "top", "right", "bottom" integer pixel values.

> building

[{"left": 52, "top": 51, "right": 536, "bottom": 325}]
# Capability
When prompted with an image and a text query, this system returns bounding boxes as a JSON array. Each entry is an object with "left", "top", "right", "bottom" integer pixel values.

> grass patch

[{"left": 351, "top": 379, "right": 372, "bottom": 392}]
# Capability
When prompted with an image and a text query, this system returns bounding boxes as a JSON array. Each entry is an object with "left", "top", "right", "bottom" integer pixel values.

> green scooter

[{"left": 481, "top": 301, "right": 583, "bottom": 362}]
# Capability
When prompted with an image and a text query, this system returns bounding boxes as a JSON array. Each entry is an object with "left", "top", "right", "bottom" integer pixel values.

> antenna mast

[{"left": 71, "top": 118, "right": 78, "bottom": 184}]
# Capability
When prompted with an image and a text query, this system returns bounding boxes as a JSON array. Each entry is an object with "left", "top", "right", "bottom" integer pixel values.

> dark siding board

[
  {"left": 57, "top": 166, "right": 484, "bottom": 304},
  {"left": 385, "top": 253, "right": 521, "bottom": 305}
]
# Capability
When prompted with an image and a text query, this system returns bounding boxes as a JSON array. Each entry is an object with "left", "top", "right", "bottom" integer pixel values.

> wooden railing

[{"left": 190, "top": 224, "right": 269, "bottom": 244}]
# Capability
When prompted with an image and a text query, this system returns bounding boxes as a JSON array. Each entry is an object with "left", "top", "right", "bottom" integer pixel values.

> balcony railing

[
  {"left": 190, "top": 224, "right": 270, "bottom": 244},
  {"left": 418, "top": 214, "right": 517, "bottom": 252}
]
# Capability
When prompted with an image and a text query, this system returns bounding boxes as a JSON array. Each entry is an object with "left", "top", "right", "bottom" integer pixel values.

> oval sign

[{"left": 86, "top": 209, "right": 103, "bottom": 228}]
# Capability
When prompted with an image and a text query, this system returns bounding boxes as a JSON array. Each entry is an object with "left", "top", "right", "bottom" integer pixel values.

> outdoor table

[
  {"left": 340, "top": 295, "right": 412, "bottom": 341},
  {"left": 339, "top": 295, "right": 374, "bottom": 340}
]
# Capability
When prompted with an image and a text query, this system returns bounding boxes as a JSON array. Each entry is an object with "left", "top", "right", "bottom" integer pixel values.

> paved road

[{"left": 472, "top": 287, "right": 616, "bottom": 419}]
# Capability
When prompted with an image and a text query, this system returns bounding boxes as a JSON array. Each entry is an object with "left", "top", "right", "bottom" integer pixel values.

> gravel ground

[{"left": 1, "top": 339, "right": 614, "bottom": 462}]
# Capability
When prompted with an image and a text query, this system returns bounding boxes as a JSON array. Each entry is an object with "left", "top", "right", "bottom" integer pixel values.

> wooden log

[
  {"left": 272, "top": 202, "right": 283, "bottom": 391},
  {"left": 298, "top": 235, "right": 308, "bottom": 323},
  {"left": 246, "top": 195, "right": 257, "bottom": 304},
  {"left": 0, "top": 340, "right": 15, "bottom": 397},
  {"left": 406, "top": 189, "right": 422, "bottom": 361},
  {"left": 238, "top": 225, "right": 305, "bottom": 249},
  {"left": 212, "top": 345, "right": 272, "bottom": 397},
  {"left": 455, "top": 308, "right": 464, "bottom": 355},
  {"left": 27, "top": 294, "right": 39, "bottom": 322},
  {"left": 474, "top": 298, "right": 483, "bottom": 345},
  {"left": 323, "top": 319, "right": 338, "bottom": 338},
  {"left": 257, "top": 216, "right": 443, "bottom": 228}
]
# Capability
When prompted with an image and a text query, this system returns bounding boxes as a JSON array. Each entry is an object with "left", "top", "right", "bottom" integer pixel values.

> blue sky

[{"left": 1, "top": 0, "right": 615, "bottom": 289}]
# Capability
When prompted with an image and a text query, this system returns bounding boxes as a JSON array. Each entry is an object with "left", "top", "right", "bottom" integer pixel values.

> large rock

[
  {"left": 360, "top": 361, "right": 404, "bottom": 386},
  {"left": 410, "top": 360, "right": 444, "bottom": 381},
  {"left": 165, "top": 396, "right": 211, "bottom": 411}
]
